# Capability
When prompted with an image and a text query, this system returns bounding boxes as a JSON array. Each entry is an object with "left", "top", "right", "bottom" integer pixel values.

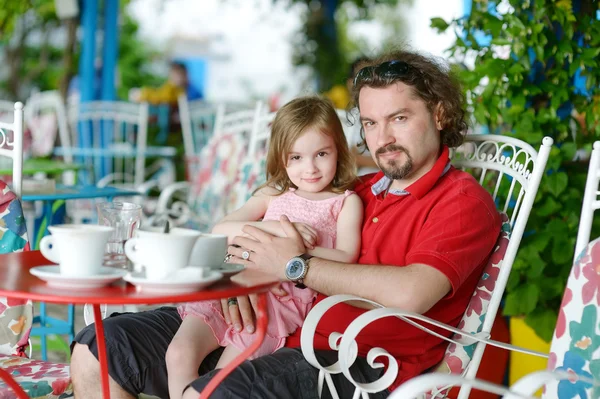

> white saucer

[
  {"left": 123, "top": 269, "right": 223, "bottom": 293},
  {"left": 30, "top": 266, "right": 128, "bottom": 289},
  {"left": 209, "top": 263, "right": 245, "bottom": 276}
]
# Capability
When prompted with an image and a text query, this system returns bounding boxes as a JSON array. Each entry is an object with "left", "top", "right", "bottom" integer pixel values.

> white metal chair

[
  {"left": 0, "top": 102, "right": 24, "bottom": 197},
  {"left": 152, "top": 102, "right": 265, "bottom": 228},
  {"left": 226, "top": 109, "right": 275, "bottom": 212},
  {"left": 574, "top": 141, "right": 600, "bottom": 261},
  {"left": 300, "top": 135, "right": 554, "bottom": 399},
  {"left": 389, "top": 234, "right": 600, "bottom": 399},
  {"left": 178, "top": 94, "right": 218, "bottom": 163},
  {"left": 58, "top": 100, "right": 150, "bottom": 187},
  {"left": 25, "top": 90, "right": 72, "bottom": 163}
]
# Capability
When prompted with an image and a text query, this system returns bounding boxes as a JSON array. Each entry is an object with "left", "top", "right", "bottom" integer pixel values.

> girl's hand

[{"left": 292, "top": 222, "right": 318, "bottom": 249}]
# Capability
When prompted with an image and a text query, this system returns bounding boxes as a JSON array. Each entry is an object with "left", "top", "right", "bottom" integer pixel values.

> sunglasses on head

[{"left": 353, "top": 60, "right": 412, "bottom": 87}]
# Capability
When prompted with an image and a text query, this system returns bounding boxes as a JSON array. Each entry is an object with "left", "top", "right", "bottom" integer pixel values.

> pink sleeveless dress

[{"left": 178, "top": 189, "right": 355, "bottom": 358}]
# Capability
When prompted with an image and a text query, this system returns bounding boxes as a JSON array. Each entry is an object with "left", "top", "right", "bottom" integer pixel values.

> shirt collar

[{"left": 370, "top": 146, "right": 451, "bottom": 199}]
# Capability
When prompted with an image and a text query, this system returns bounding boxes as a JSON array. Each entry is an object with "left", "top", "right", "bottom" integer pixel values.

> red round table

[{"left": 0, "top": 250, "right": 279, "bottom": 399}]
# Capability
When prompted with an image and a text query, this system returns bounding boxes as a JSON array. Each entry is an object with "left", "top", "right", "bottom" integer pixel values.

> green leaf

[
  {"left": 525, "top": 255, "right": 546, "bottom": 279},
  {"left": 545, "top": 172, "right": 569, "bottom": 197},
  {"left": 503, "top": 291, "right": 523, "bottom": 316},
  {"left": 430, "top": 17, "right": 449, "bottom": 32},
  {"left": 536, "top": 197, "right": 561, "bottom": 217},
  {"left": 528, "top": 232, "right": 552, "bottom": 252},
  {"left": 552, "top": 236, "right": 574, "bottom": 265},
  {"left": 560, "top": 142, "right": 577, "bottom": 161},
  {"left": 516, "top": 284, "right": 540, "bottom": 315},
  {"left": 524, "top": 308, "right": 557, "bottom": 342}
]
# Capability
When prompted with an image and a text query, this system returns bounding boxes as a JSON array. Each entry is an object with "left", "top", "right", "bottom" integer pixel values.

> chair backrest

[
  {"left": 185, "top": 102, "right": 261, "bottom": 183},
  {"left": 574, "top": 141, "right": 600, "bottom": 262},
  {"left": 186, "top": 106, "right": 257, "bottom": 228},
  {"left": 63, "top": 100, "right": 149, "bottom": 187},
  {"left": 439, "top": 135, "right": 553, "bottom": 397},
  {"left": 0, "top": 179, "right": 32, "bottom": 357},
  {"left": 247, "top": 107, "right": 274, "bottom": 159},
  {"left": 0, "top": 103, "right": 24, "bottom": 198},
  {"left": 227, "top": 110, "right": 274, "bottom": 212},
  {"left": 213, "top": 102, "right": 263, "bottom": 137},
  {"left": 24, "top": 90, "right": 72, "bottom": 163},
  {"left": 178, "top": 94, "right": 218, "bottom": 158},
  {"left": 543, "top": 236, "right": 600, "bottom": 399}
]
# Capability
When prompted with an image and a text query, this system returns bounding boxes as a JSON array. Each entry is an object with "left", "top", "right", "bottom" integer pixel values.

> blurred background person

[{"left": 132, "top": 61, "right": 203, "bottom": 104}]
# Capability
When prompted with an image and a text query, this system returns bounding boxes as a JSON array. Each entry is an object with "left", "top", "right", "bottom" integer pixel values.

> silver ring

[
  {"left": 242, "top": 250, "right": 250, "bottom": 260},
  {"left": 227, "top": 298, "right": 238, "bottom": 306}
]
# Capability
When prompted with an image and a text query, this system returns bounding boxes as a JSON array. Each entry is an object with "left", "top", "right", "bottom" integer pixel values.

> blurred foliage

[
  {"left": 117, "top": 14, "right": 163, "bottom": 100},
  {"left": 0, "top": 0, "right": 63, "bottom": 99},
  {"left": 0, "top": 0, "right": 161, "bottom": 101},
  {"left": 282, "top": 0, "right": 412, "bottom": 90},
  {"left": 432, "top": 0, "right": 600, "bottom": 341}
]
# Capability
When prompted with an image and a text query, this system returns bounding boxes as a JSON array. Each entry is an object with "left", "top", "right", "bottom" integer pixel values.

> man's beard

[{"left": 375, "top": 144, "right": 413, "bottom": 180}]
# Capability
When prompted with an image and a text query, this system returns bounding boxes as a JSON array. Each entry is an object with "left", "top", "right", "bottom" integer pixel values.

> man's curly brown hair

[{"left": 350, "top": 49, "right": 468, "bottom": 149}]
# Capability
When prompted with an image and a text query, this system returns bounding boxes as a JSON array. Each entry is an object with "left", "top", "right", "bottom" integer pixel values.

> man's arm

[
  {"left": 304, "top": 259, "right": 451, "bottom": 314},
  {"left": 231, "top": 216, "right": 451, "bottom": 314}
]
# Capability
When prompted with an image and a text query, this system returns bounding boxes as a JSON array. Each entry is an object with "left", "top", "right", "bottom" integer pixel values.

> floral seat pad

[{"left": 0, "top": 355, "right": 72, "bottom": 399}]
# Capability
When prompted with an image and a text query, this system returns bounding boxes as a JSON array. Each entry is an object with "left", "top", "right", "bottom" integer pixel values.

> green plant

[{"left": 432, "top": 0, "right": 600, "bottom": 341}]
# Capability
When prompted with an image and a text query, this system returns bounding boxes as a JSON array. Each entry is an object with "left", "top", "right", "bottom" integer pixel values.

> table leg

[
  {"left": 0, "top": 367, "right": 28, "bottom": 399},
  {"left": 93, "top": 304, "right": 111, "bottom": 399},
  {"left": 200, "top": 292, "right": 269, "bottom": 398}
]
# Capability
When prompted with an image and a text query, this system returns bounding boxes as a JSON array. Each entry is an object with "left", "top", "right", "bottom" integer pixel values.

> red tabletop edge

[{"left": 0, "top": 251, "right": 279, "bottom": 305}]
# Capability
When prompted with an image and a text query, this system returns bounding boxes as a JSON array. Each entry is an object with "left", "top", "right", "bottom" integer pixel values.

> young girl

[{"left": 167, "top": 96, "right": 364, "bottom": 399}]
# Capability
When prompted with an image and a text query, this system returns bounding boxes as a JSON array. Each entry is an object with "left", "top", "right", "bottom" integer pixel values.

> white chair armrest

[
  {"left": 388, "top": 373, "right": 534, "bottom": 399},
  {"left": 155, "top": 182, "right": 191, "bottom": 213},
  {"left": 135, "top": 179, "right": 160, "bottom": 195},
  {"left": 301, "top": 294, "right": 549, "bottom": 396},
  {"left": 511, "top": 370, "right": 600, "bottom": 396}
]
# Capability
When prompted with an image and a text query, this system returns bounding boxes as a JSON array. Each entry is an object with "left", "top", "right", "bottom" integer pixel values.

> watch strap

[{"left": 296, "top": 253, "right": 313, "bottom": 289}]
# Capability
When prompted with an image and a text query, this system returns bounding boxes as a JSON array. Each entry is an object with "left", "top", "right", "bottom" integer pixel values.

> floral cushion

[
  {"left": 544, "top": 236, "right": 600, "bottom": 399},
  {"left": 188, "top": 132, "right": 248, "bottom": 229},
  {"left": 0, "top": 181, "right": 32, "bottom": 357},
  {"left": 0, "top": 355, "right": 72, "bottom": 398},
  {"left": 431, "top": 213, "right": 511, "bottom": 384},
  {"left": 226, "top": 150, "right": 268, "bottom": 213}
]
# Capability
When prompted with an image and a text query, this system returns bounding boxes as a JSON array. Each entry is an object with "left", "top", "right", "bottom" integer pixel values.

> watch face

[{"left": 286, "top": 258, "right": 304, "bottom": 279}]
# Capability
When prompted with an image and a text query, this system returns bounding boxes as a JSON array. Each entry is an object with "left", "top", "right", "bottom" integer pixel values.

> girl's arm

[
  {"left": 307, "top": 193, "right": 363, "bottom": 263},
  {"left": 212, "top": 187, "right": 296, "bottom": 243}
]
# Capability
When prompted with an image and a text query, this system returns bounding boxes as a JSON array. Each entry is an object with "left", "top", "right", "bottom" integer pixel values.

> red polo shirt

[{"left": 286, "top": 146, "right": 501, "bottom": 390}]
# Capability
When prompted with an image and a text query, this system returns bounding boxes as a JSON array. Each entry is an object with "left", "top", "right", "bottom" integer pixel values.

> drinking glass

[{"left": 97, "top": 201, "right": 142, "bottom": 270}]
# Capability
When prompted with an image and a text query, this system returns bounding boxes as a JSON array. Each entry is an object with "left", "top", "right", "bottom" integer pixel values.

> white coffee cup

[
  {"left": 40, "top": 224, "right": 114, "bottom": 277},
  {"left": 189, "top": 233, "right": 228, "bottom": 268},
  {"left": 124, "top": 227, "right": 202, "bottom": 281}
]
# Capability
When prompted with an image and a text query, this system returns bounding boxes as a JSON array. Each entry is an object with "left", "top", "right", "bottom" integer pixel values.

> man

[{"left": 70, "top": 49, "right": 501, "bottom": 398}]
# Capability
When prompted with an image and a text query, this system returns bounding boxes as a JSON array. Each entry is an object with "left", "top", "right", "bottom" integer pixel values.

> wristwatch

[{"left": 284, "top": 253, "right": 313, "bottom": 289}]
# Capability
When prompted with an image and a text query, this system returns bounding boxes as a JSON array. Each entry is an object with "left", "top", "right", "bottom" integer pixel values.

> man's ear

[{"left": 434, "top": 103, "right": 444, "bottom": 131}]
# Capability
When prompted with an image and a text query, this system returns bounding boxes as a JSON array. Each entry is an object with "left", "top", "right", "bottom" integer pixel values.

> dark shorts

[{"left": 73, "top": 307, "right": 389, "bottom": 399}]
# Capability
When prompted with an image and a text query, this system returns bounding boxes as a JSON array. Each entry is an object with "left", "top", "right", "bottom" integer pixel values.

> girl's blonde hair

[{"left": 261, "top": 96, "right": 355, "bottom": 194}]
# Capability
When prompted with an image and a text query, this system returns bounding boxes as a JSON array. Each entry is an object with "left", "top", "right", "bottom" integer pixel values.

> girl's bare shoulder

[{"left": 254, "top": 185, "right": 281, "bottom": 198}]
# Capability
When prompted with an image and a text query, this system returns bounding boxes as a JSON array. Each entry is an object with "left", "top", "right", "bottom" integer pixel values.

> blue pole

[
  {"left": 79, "top": 0, "right": 97, "bottom": 104},
  {"left": 101, "top": 0, "right": 119, "bottom": 101},
  {"left": 101, "top": 0, "right": 120, "bottom": 178},
  {"left": 78, "top": 0, "right": 98, "bottom": 182}
]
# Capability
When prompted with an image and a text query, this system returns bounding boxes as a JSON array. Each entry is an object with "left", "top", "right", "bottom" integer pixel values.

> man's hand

[
  {"left": 229, "top": 215, "right": 306, "bottom": 280},
  {"left": 220, "top": 286, "right": 288, "bottom": 334}
]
